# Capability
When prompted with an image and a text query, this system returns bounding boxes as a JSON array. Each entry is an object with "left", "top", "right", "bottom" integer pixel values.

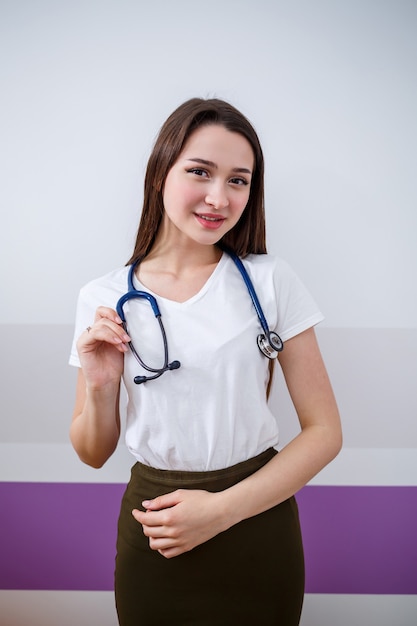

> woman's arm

[
  {"left": 70, "top": 369, "right": 121, "bottom": 468},
  {"left": 134, "top": 327, "right": 342, "bottom": 557},
  {"left": 70, "top": 306, "right": 130, "bottom": 468},
  {"left": 219, "top": 326, "right": 342, "bottom": 522}
]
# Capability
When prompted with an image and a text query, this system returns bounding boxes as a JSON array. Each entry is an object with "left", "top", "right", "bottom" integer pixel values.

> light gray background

[{"left": 1, "top": 0, "right": 416, "bottom": 328}]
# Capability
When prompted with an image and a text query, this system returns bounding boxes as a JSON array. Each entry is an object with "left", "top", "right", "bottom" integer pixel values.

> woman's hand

[
  {"left": 70, "top": 306, "right": 128, "bottom": 468},
  {"left": 76, "top": 306, "right": 130, "bottom": 389},
  {"left": 132, "top": 490, "right": 229, "bottom": 559}
]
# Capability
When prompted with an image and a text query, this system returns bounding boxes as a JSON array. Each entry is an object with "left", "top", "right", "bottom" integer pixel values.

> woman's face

[{"left": 161, "top": 124, "right": 254, "bottom": 247}]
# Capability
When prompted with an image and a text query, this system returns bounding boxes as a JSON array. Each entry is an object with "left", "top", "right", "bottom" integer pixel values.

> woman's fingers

[
  {"left": 139, "top": 518, "right": 185, "bottom": 557},
  {"left": 87, "top": 323, "right": 130, "bottom": 351},
  {"left": 94, "top": 306, "right": 123, "bottom": 325},
  {"left": 93, "top": 307, "right": 130, "bottom": 347},
  {"left": 131, "top": 490, "right": 224, "bottom": 558},
  {"left": 79, "top": 309, "right": 130, "bottom": 353},
  {"left": 75, "top": 307, "right": 129, "bottom": 389}
]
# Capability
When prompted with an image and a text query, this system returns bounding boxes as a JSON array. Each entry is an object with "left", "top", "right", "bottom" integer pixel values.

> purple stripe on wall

[
  {"left": 0, "top": 483, "right": 124, "bottom": 591},
  {"left": 1, "top": 483, "right": 416, "bottom": 593},
  {"left": 296, "top": 486, "right": 417, "bottom": 594}
]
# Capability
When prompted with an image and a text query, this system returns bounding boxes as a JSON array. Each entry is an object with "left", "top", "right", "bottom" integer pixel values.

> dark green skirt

[{"left": 115, "top": 448, "right": 304, "bottom": 625}]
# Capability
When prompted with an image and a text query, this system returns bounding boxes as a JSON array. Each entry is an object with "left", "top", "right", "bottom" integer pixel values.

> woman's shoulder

[
  {"left": 241, "top": 253, "right": 310, "bottom": 296},
  {"left": 242, "top": 253, "right": 293, "bottom": 277},
  {"left": 78, "top": 266, "right": 130, "bottom": 301}
]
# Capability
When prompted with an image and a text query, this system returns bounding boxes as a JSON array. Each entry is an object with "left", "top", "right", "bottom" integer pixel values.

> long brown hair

[{"left": 127, "top": 98, "right": 267, "bottom": 264}]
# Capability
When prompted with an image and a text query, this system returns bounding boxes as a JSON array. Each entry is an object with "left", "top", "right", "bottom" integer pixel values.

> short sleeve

[
  {"left": 68, "top": 285, "right": 100, "bottom": 367},
  {"left": 271, "top": 258, "right": 324, "bottom": 342}
]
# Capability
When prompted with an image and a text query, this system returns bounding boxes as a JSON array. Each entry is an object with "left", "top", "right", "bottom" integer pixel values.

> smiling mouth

[
  {"left": 195, "top": 213, "right": 225, "bottom": 221},
  {"left": 197, "top": 215, "right": 224, "bottom": 222},
  {"left": 194, "top": 213, "right": 226, "bottom": 230}
]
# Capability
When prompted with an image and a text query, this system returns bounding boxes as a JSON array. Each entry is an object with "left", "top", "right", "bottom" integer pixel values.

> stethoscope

[{"left": 116, "top": 250, "right": 283, "bottom": 384}]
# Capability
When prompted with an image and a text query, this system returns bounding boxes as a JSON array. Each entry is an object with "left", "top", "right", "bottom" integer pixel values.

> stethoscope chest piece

[{"left": 257, "top": 331, "right": 283, "bottom": 360}]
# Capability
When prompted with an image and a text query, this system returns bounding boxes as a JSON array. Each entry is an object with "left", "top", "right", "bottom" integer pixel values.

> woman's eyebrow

[{"left": 186, "top": 158, "right": 252, "bottom": 174}]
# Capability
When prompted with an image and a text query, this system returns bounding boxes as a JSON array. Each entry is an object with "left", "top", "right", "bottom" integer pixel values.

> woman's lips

[{"left": 194, "top": 213, "right": 226, "bottom": 230}]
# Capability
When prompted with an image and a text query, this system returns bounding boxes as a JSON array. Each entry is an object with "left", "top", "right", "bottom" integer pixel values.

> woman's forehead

[{"left": 179, "top": 124, "right": 254, "bottom": 169}]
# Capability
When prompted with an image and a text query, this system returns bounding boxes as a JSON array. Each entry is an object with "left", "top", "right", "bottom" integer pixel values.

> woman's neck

[
  {"left": 137, "top": 241, "right": 223, "bottom": 302},
  {"left": 145, "top": 238, "right": 222, "bottom": 274}
]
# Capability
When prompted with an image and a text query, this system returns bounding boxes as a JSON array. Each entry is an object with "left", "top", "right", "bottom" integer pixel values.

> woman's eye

[
  {"left": 188, "top": 168, "right": 208, "bottom": 177},
  {"left": 230, "top": 177, "right": 249, "bottom": 186}
]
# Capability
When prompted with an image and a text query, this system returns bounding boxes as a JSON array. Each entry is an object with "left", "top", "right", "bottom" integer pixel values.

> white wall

[{"left": 1, "top": 0, "right": 416, "bottom": 327}]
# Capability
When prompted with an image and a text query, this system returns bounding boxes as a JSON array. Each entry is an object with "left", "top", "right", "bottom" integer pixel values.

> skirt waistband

[{"left": 131, "top": 447, "right": 277, "bottom": 488}]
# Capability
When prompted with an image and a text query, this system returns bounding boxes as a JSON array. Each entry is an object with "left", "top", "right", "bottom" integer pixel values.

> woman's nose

[{"left": 205, "top": 183, "right": 229, "bottom": 210}]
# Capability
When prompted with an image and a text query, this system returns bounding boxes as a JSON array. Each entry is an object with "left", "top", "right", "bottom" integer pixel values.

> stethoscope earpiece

[{"left": 134, "top": 360, "right": 181, "bottom": 384}]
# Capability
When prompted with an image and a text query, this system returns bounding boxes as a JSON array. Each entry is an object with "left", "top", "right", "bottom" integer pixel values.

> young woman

[{"left": 69, "top": 98, "right": 342, "bottom": 625}]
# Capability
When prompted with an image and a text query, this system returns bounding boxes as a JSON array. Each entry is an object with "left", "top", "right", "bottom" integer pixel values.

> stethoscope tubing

[
  {"left": 116, "top": 250, "right": 283, "bottom": 383},
  {"left": 117, "top": 285, "right": 161, "bottom": 319},
  {"left": 228, "top": 252, "right": 270, "bottom": 337},
  {"left": 123, "top": 251, "right": 270, "bottom": 335}
]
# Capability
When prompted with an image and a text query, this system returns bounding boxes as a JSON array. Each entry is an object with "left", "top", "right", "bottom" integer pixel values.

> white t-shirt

[{"left": 70, "top": 253, "right": 323, "bottom": 471}]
